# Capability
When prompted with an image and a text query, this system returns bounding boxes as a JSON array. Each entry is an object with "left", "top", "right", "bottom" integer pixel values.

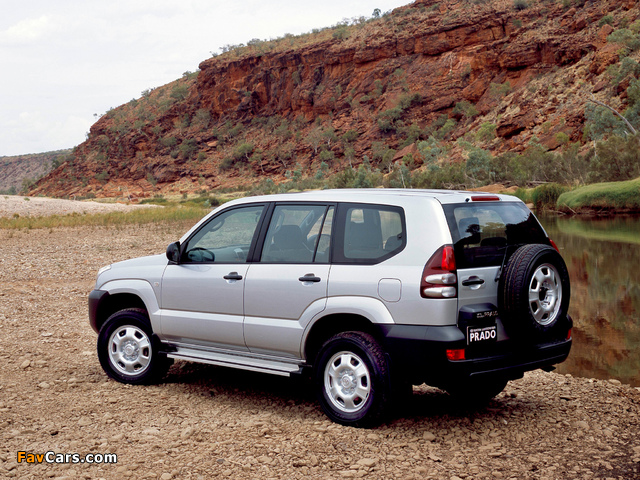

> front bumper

[
  {"left": 376, "top": 319, "right": 572, "bottom": 387},
  {"left": 88, "top": 289, "right": 110, "bottom": 333}
]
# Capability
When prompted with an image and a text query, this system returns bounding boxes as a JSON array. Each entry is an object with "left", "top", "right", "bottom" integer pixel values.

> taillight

[
  {"left": 549, "top": 239, "right": 560, "bottom": 253},
  {"left": 421, "top": 245, "right": 457, "bottom": 298}
]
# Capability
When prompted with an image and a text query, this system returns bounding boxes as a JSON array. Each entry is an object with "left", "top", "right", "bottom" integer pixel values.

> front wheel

[
  {"left": 97, "top": 308, "right": 171, "bottom": 384},
  {"left": 314, "top": 332, "right": 391, "bottom": 428}
]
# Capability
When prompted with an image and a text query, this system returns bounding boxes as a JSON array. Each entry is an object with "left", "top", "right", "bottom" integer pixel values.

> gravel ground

[
  {"left": 0, "top": 222, "right": 639, "bottom": 480},
  {"left": 0, "top": 195, "right": 157, "bottom": 218}
]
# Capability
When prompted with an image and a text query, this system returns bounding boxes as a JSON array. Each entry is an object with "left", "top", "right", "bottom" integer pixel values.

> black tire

[
  {"left": 499, "top": 244, "right": 570, "bottom": 339},
  {"left": 445, "top": 377, "right": 508, "bottom": 407},
  {"left": 314, "top": 332, "right": 391, "bottom": 428},
  {"left": 97, "top": 308, "right": 172, "bottom": 385}
]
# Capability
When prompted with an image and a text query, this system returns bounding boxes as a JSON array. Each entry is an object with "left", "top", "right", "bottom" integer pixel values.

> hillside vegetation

[
  {"left": 29, "top": 0, "right": 640, "bottom": 200},
  {"left": 0, "top": 150, "right": 70, "bottom": 194}
]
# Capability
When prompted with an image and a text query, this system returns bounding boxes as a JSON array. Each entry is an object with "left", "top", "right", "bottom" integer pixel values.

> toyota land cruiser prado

[{"left": 89, "top": 189, "right": 572, "bottom": 427}]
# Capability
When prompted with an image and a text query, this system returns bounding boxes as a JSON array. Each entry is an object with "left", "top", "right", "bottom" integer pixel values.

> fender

[
  {"left": 99, "top": 279, "right": 162, "bottom": 332},
  {"left": 321, "top": 296, "right": 396, "bottom": 325},
  {"left": 299, "top": 295, "right": 395, "bottom": 358}
]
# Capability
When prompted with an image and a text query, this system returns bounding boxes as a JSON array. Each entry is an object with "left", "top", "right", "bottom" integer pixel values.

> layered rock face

[{"left": 31, "top": 0, "right": 639, "bottom": 198}]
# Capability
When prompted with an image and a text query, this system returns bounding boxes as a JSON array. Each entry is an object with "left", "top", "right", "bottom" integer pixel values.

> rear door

[
  {"left": 442, "top": 201, "right": 549, "bottom": 344},
  {"left": 243, "top": 204, "right": 334, "bottom": 358}
]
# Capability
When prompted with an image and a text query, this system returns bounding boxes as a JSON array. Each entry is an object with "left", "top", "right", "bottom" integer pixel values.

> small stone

[
  {"left": 357, "top": 458, "right": 378, "bottom": 468},
  {"left": 38, "top": 382, "right": 50, "bottom": 389},
  {"left": 180, "top": 427, "right": 193, "bottom": 439},
  {"left": 78, "top": 417, "right": 92, "bottom": 426},
  {"left": 19, "top": 360, "right": 31, "bottom": 369},
  {"left": 160, "top": 473, "right": 172, "bottom": 480},
  {"left": 575, "top": 421, "right": 589, "bottom": 430},
  {"left": 608, "top": 379, "right": 622, "bottom": 386},
  {"left": 423, "top": 431, "right": 436, "bottom": 442}
]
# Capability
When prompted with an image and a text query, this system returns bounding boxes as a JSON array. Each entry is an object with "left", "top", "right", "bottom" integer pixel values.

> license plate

[{"left": 467, "top": 324, "right": 497, "bottom": 345}]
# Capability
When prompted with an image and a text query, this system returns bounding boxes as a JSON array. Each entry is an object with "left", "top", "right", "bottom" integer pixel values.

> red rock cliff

[{"left": 31, "top": 0, "right": 640, "bottom": 198}]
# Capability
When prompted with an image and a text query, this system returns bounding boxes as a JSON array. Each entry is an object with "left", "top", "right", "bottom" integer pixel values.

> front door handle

[
  {"left": 299, "top": 273, "right": 321, "bottom": 283},
  {"left": 224, "top": 272, "right": 243, "bottom": 281},
  {"left": 462, "top": 276, "right": 485, "bottom": 287}
]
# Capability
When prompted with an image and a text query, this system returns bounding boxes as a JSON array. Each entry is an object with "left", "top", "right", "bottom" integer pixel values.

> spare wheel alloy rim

[{"left": 528, "top": 263, "right": 562, "bottom": 326}]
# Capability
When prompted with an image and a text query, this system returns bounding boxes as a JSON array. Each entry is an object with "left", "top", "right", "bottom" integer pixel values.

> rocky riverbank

[{"left": 0, "top": 224, "right": 638, "bottom": 480}]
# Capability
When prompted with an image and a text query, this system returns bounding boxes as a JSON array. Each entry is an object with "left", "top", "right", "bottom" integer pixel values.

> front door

[{"left": 160, "top": 204, "right": 265, "bottom": 351}]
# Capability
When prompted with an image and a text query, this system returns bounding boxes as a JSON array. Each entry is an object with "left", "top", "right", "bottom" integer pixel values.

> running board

[{"left": 166, "top": 347, "right": 303, "bottom": 377}]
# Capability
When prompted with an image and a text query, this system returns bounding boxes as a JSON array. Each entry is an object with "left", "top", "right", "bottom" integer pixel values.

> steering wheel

[{"left": 187, "top": 247, "right": 215, "bottom": 263}]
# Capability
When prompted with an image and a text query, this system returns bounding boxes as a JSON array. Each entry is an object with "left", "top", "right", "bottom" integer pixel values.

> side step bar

[{"left": 166, "top": 347, "right": 304, "bottom": 377}]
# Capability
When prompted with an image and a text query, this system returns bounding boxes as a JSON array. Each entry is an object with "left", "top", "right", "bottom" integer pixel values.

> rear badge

[{"left": 467, "top": 324, "right": 498, "bottom": 345}]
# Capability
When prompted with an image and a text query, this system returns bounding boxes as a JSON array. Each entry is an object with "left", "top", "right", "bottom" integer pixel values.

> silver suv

[{"left": 89, "top": 189, "right": 572, "bottom": 427}]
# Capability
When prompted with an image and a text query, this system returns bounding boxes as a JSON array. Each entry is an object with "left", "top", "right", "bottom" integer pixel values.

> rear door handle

[
  {"left": 299, "top": 273, "right": 321, "bottom": 283},
  {"left": 224, "top": 272, "right": 243, "bottom": 281},
  {"left": 462, "top": 276, "right": 485, "bottom": 287}
]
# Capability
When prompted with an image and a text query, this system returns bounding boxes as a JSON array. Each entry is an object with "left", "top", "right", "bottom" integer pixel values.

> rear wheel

[
  {"left": 314, "top": 332, "right": 391, "bottom": 428},
  {"left": 97, "top": 308, "right": 172, "bottom": 384}
]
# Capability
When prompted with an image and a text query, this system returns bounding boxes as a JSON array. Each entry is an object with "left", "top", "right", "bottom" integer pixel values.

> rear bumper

[{"left": 376, "top": 318, "right": 572, "bottom": 387}]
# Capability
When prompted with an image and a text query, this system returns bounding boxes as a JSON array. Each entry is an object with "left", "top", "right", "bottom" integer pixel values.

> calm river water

[{"left": 539, "top": 215, "right": 640, "bottom": 386}]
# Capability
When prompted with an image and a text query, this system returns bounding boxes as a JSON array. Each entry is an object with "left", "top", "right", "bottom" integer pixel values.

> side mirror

[{"left": 166, "top": 241, "right": 181, "bottom": 264}]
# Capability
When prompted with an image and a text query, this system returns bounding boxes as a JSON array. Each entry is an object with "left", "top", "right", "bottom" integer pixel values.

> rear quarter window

[{"left": 443, "top": 202, "right": 549, "bottom": 269}]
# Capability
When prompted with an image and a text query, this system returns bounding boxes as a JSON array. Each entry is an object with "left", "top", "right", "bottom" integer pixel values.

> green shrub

[
  {"left": 607, "top": 28, "right": 640, "bottom": 52},
  {"left": 179, "top": 139, "right": 198, "bottom": 160},
  {"left": 489, "top": 81, "right": 512, "bottom": 100},
  {"left": 476, "top": 123, "right": 497, "bottom": 142},
  {"left": 599, "top": 15, "right": 614, "bottom": 27},
  {"left": 530, "top": 183, "right": 568, "bottom": 210},
  {"left": 513, "top": 0, "right": 528, "bottom": 11},
  {"left": 170, "top": 84, "right": 189, "bottom": 102},
  {"left": 452, "top": 101, "right": 479, "bottom": 120}
]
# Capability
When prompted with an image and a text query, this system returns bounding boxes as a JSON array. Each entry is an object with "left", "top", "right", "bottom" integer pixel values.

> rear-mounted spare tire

[{"left": 499, "top": 244, "right": 570, "bottom": 339}]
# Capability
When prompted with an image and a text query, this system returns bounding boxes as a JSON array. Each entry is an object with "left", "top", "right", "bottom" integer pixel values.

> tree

[
  {"left": 587, "top": 96, "right": 637, "bottom": 136},
  {"left": 306, "top": 127, "right": 324, "bottom": 156}
]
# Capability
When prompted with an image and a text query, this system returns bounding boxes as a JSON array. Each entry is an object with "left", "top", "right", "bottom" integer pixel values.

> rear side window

[
  {"left": 333, "top": 203, "right": 405, "bottom": 264},
  {"left": 443, "top": 202, "right": 548, "bottom": 269},
  {"left": 260, "top": 204, "right": 332, "bottom": 263}
]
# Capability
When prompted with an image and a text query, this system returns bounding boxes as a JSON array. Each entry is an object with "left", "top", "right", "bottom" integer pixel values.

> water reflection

[{"left": 540, "top": 215, "right": 640, "bottom": 386}]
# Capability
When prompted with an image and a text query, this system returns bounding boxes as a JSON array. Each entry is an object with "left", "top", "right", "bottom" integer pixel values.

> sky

[{"left": 0, "top": 0, "right": 410, "bottom": 157}]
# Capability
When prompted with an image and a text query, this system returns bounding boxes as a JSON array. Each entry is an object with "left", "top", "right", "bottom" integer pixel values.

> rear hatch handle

[{"left": 461, "top": 276, "right": 485, "bottom": 287}]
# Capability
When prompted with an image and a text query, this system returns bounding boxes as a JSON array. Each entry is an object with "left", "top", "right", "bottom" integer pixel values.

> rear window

[{"left": 442, "top": 202, "right": 548, "bottom": 269}]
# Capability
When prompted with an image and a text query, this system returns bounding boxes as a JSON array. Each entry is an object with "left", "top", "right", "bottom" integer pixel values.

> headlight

[{"left": 97, "top": 265, "right": 112, "bottom": 276}]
